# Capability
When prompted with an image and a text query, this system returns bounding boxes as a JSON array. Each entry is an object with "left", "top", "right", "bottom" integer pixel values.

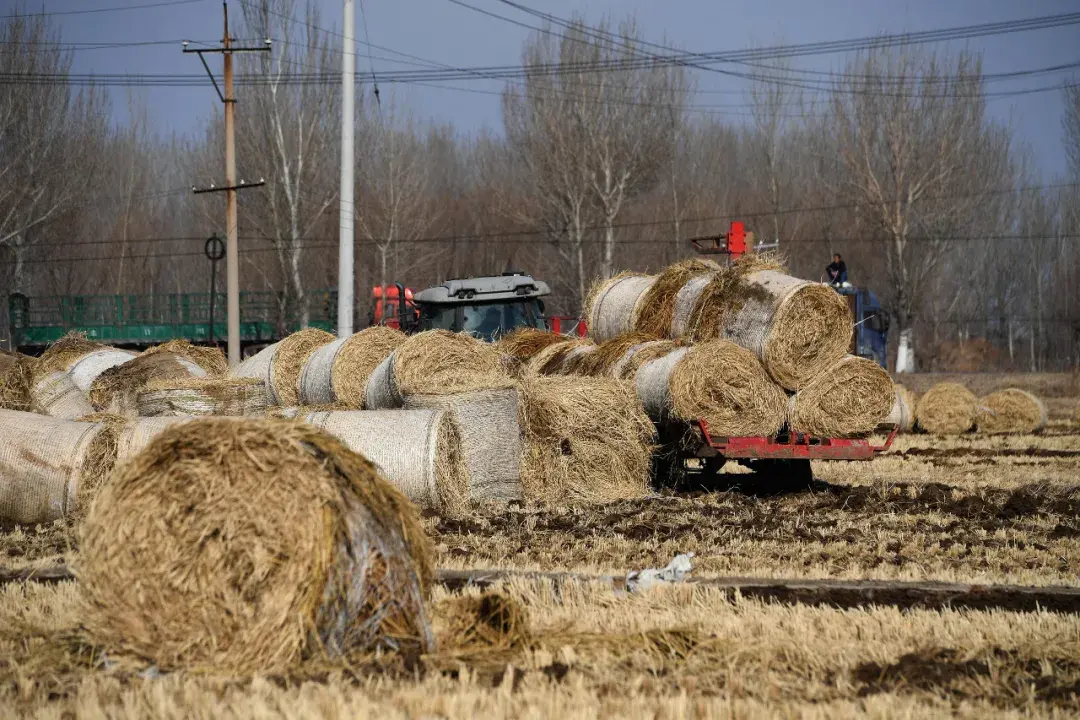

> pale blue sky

[{"left": 28, "top": 0, "right": 1080, "bottom": 177}]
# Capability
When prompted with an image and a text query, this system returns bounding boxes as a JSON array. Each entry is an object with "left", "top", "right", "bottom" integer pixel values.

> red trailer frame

[{"left": 693, "top": 419, "right": 897, "bottom": 461}]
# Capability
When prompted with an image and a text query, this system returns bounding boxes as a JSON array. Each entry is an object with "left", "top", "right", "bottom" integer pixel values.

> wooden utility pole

[{"left": 186, "top": 2, "right": 270, "bottom": 368}]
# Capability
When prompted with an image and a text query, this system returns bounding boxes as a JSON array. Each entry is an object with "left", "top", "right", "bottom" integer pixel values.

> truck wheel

[{"left": 752, "top": 459, "right": 814, "bottom": 494}]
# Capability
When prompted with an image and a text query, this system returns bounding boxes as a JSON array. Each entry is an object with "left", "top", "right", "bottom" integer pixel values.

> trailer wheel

[{"left": 750, "top": 459, "right": 814, "bottom": 494}]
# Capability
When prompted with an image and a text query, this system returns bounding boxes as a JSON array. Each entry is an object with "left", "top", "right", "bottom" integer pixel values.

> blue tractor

[{"left": 832, "top": 284, "right": 890, "bottom": 369}]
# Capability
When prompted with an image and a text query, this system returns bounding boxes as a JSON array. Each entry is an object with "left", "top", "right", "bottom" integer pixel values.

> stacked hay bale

[
  {"left": 35, "top": 332, "right": 137, "bottom": 393},
  {"left": 231, "top": 328, "right": 336, "bottom": 406},
  {"left": 496, "top": 328, "right": 569, "bottom": 377},
  {"left": 916, "top": 383, "right": 978, "bottom": 435},
  {"left": 976, "top": 389, "right": 1047, "bottom": 434},
  {"left": 30, "top": 368, "right": 95, "bottom": 419},
  {"left": 136, "top": 377, "right": 268, "bottom": 417},
  {"left": 288, "top": 409, "right": 469, "bottom": 516},
  {"left": 785, "top": 356, "right": 895, "bottom": 437},
  {"left": 298, "top": 326, "right": 406, "bottom": 407},
  {"left": 89, "top": 340, "right": 227, "bottom": 415},
  {"left": 0, "top": 409, "right": 119, "bottom": 525},
  {"left": 525, "top": 337, "right": 596, "bottom": 376},
  {"left": 634, "top": 258, "right": 722, "bottom": 339},
  {"left": 0, "top": 350, "right": 34, "bottom": 411},
  {"left": 585, "top": 272, "right": 656, "bottom": 342},
  {"left": 77, "top": 418, "right": 434, "bottom": 673}
]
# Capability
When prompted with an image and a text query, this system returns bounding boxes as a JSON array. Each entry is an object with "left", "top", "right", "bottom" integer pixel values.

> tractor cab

[
  {"left": 412, "top": 272, "right": 550, "bottom": 340},
  {"left": 834, "top": 284, "right": 890, "bottom": 368}
]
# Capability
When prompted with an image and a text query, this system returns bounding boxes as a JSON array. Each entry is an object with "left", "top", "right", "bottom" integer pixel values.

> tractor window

[
  {"left": 420, "top": 304, "right": 456, "bottom": 331},
  {"left": 460, "top": 300, "right": 545, "bottom": 340}
]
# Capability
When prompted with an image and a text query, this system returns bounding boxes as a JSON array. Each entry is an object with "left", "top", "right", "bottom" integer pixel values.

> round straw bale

[
  {"left": 66, "top": 348, "right": 138, "bottom": 393},
  {"left": 663, "top": 340, "right": 788, "bottom": 436},
  {"left": 915, "top": 382, "right": 978, "bottom": 435},
  {"left": 496, "top": 328, "right": 566, "bottom": 377},
  {"left": 267, "top": 403, "right": 351, "bottom": 419},
  {"left": 137, "top": 376, "right": 268, "bottom": 417},
  {"left": 364, "top": 330, "right": 509, "bottom": 409},
  {"left": 231, "top": 343, "right": 279, "bottom": 403},
  {"left": 271, "top": 328, "right": 335, "bottom": 407},
  {"left": 0, "top": 409, "right": 106, "bottom": 525},
  {"left": 635, "top": 258, "right": 721, "bottom": 338},
  {"left": 0, "top": 351, "right": 34, "bottom": 411},
  {"left": 612, "top": 339, "right": 683, "bottom": 380},
  {"left": 141, "top": 339, "right": 227, "bottom": 376},
  {"left": 31, "top": 371, "right": 94, "bottom": 419},
  {"left": 557, "top": 343, "right": 599, "bottom": 376},
  {"left": 786, "top": 356, "right": 894, "bottom": 437},
  {"left": 885, "top": 385, "right": 916, "bottom": 432},
  {"left": 34, "top": 332, "right": 106, "bottom": 377},
  {"left": 525, "top": 337, "right": 595, "bottom": 376},
  {"left": 72, "top": 413, "right": 125, "bottom": 518},
  {"left": 581, "top": 332, "right": 660, "bottom": 378},
  {"left": 115, "top": 416, "right": 194, "bottom": 465},
  {"left": 689, "top": 269, "right": 851, "bottom": 390},
  {"left": 88, "top": 348, "right": 209, "bottom": 415},
  {"left": 302, "top": 409, "right": 469, "bottom": 516},
  {"left": 976, "top": 389, "right": 1047, "bottom": 434},
  {"left": 404, "top": 387, "right": 522, "bottom": 505},
  {"left": 585, "top": 272, "right": 656, "bottom": 343},
  {"left": 518, "top": 376, "right": 653, "bottom": 504},
  {"left": 78, "top": 418, "right": 435, "bottom": 673},
  {"left": 329, "top": 327, "right": 408, "bottom": 408}
]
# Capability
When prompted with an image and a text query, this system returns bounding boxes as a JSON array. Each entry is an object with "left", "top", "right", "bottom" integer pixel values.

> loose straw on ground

[
  {"left": 298, "top": 326, "right": 406, "bottom": 408},
  {"left": 136, "top": 377, "right": 267, "bottom": 417},
  {"left": 976, "top": 389, "right": 1047, "bottom": 434},
  {"left": 916, "top": 382, "right": 978, "bottom": 435},
  {"left": 786, "top": 356, "right": 894, "bottom": 437},
  {"left": 584, "top": 272, "right": 656, "bottom": 342},
  {"left": 77, "top": 418, "right": 435, "bottom": 674},
  {"left": 365, "top": 330, "right": 509, "bottom": 409},
  {"left": 518, "top": 376, "right": 653, "bottom": 505}
]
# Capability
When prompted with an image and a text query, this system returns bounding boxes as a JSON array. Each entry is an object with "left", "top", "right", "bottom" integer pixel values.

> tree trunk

[{"left": 895, "top": 324, "right": 916, "bottom": 373}]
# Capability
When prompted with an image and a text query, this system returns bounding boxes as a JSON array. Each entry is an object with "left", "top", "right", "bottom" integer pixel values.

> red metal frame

[{"left": 695, "top": 419, "right": 897, "bottom": 460}]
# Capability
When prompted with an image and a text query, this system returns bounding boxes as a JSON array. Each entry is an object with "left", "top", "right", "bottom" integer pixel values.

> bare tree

[
  {"left": 826, "top": 46, "right": 1012, "bottom": 372},
  {"left": 235, "top": 0, "right": 340, "bottom": 327},
  {"left": 1064, "top": 83, "right": 1080, "bottom": 180}
]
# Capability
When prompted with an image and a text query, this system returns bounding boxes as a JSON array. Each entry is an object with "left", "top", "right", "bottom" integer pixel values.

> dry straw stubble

[
  {"left": 518, "top": 375, "right": 653, "bottom": 505},
  {"left": 78, "top": 418, "right": 435, "bottom": 674},
  {"left": 976, "top": 388, "right": 1047, "bottom": 434},
  {"left": 786, "top": 355, "right": 895, "bottom": 437},
  {"left": 330, "top": 326, "right": 407, "bottom": 408},
  {"left": 634, "top": 257, "right": 721, "bottom": 338},
  {"left": 272, "top": 328, "right": 335, "bottom": 407},
  {"left": 916, "top": 382, "right": 978, "bottom": 435}
]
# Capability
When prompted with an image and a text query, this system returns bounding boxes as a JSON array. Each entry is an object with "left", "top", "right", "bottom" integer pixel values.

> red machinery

[
  {"left": 371, "top": 284, "right": 418, "bottom": 329},
  {"left": 689, "top": 221, "right": 753, "bottom": 260},
  {"left": 548, "top": 315, "right": 587, "bottom": 337}
]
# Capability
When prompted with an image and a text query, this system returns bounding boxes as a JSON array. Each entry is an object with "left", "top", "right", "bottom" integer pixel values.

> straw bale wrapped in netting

[
  {"left": 115, "top": 416, "right": 194, "bottom": 465},
  {"left": 496, "top": 328, "right": 567, "bottom": 377},
  {"left": 404, "top": 387, "right": 522, "bottom": 504},
  {"left": 684, "top": 263, "right": 852, "bottom": 391},
  {"left": 634, "top": 258, "right": 722, "bottom": 338},
  {"left": 518, "top": 376, "right": 653, "bottom": 504},
  {"left": 270, "top": 328, "right": 335, "bottom": 407},
  {"left": 668, "top": 254, "right": 785, "bottom": 337},
  {"left": 524, "top": 337, "right": 596, "bottom": 376},
  {"left": 580, "top": 332, "right": 661, "bottom": 378},
  {"left": 364, "top": 330, "right": 509, "bottom": 410},
  {"left": 267, "top": 403, "right": 350, "bottom": 419},
  {"left": 885, "top": 384, "right": 916, "bottom": 432},
  {"left": 915, "top": 382, "right": 977, "bottom": 435},
  {"left": 296, "top": 409, "right": 469, "bottom": 516},
  {"left": 584, "top": 272, "right": 656, "bottom": 342},
  {"left": 88, "top": 340, "right": 224, "bottom": 415},
  {"left": 230, "top": 342, "right": 279, "bottom": 401},
  {"left": 136, "top": 376, "right": 268, "bottom": 417},
  {"left": 976, "top": 388, "right": 1047, "bottom": 434},
  {"left": 0, "top": 409, "right": 116, "bottom": 525},
  {"left": 785, "top": 356, "right": 894, "bottom": 437},
  {"left": 611, "top": 339, "right": 682, "bottom": 380},
  {"left": 31, "top": 371, "right": 95, "bottom": 419},
  {"left": 35, "top": 332, "right": 137, "bottom": 393},
  {"left": 299, "top": 326, "right": 406, "bottom": 408},
  {"left": 77, "top": 418, "right": 435, "bottom": 674},
  {"left": 0, "top": 350, "right": 34, "bottom": 411},
  {"left": 635, "top": 340, "right": 787, "bottom": 436}
]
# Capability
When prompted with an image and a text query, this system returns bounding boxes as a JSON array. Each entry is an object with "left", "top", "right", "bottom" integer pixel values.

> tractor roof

[{"left": 414, "top": 273, "right": 551, "bottom": 304}]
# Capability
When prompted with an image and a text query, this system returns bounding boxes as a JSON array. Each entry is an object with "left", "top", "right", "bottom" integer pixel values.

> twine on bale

[
  {"left": 584, "top": 272, "right": 656, "bottom": 343},
  {"left": 404, "top": 387, "right": 522, "bottom": 505},
  {"left": 136, "top": 377, "right": 268, "bottom": 417},
  {"left": 518, "top": 376, "right": 653, "bottom": 505},
  {"left": 976, "top": 389, "right": 1047, "bottom": 434},
  {"left": 77, "top": 418, "right": 435, "bottom": 674},
  {"left": 67, "top": 349, "right": 138, "bottom": 393},
  {"left": 301, "top": 409, "right": 469, "bottom": 516},
  {"left": 271, "top": 328, "right": 335, "bottom": 407},
  {"left": 330, "top": 327, "right": 407, "bottom": 408},
  {"left": 31, "top": 371, "right": 95, "bottom": 419},
  {"left": 915, "top": 382, "right": 978, "bottom": 435},
  {"left": 0, "top": 410, "right": 105, "bottom": 525},
  {"left": 364, "top": 330, "right": 509, "bottom": 409},
  {"left": 786, "top": 356, "right": 894, "bottom": 437},
  {"left": 0, "top": 351, "right": 34, "bottom": 411},
  {"left": 230, "top": 343, "right": 279, "bottom": 403},
  {"left": 676, "top": 253, "right": 785, "bottom": 339},
  {"left": 635, "top": 258, "right": 721, "bottom": 338},
  {"left": 267, "top": 403, "right": 350, "bottom": 419},
  {"left": 885, "top": 385, "right": 916, "bottom": 433}
]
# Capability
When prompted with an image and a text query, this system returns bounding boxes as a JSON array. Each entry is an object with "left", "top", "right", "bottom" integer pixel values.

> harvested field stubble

[
  {"left": 977, "top": 388, "right": 1048, "bottom": 434},
  {"left": 77, "top": 418, "right": 434, "bottom": 674},
  {"left": 917, "top": 382, "right": 978, "bottom": 435}
]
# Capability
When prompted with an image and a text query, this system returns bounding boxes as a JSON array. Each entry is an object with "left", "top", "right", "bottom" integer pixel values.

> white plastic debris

[{"left": 625, "top": 552, "right": 694, "bottom": 593}]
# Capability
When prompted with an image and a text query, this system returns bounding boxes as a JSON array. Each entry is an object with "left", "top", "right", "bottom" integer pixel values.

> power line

[{"left": 4, "top": 0, "right": 205, "bottom": 18}]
